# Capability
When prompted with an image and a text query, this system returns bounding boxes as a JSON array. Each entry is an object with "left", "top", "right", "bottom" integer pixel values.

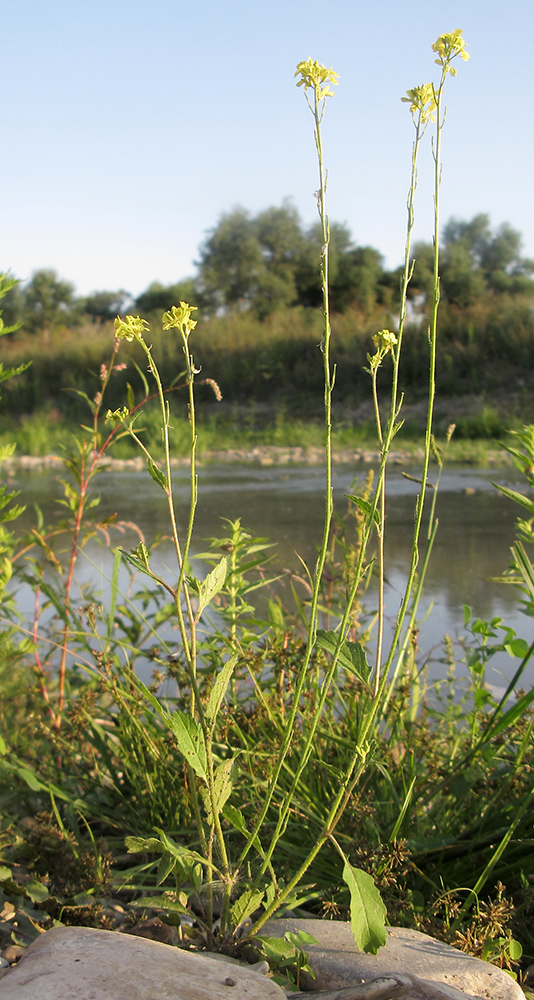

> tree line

[{"left": 4, "top": 204, "right": 534, "bottom": 333}]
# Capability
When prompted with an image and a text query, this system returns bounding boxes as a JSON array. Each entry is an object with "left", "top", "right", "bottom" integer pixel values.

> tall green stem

[{"left": 238, "top": 64, "right": 336, "bottom": 878}]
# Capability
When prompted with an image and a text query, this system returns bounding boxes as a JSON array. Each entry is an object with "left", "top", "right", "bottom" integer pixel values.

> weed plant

[{"left": 1, "top": 29, "right": 534, "bottom": 985}]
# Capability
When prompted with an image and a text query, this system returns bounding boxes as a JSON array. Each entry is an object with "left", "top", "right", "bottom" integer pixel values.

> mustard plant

[
  {"left": 2, "top": 31, "right": 480, "bottom": 965},
  {"left": 111, "top": 32, "right": 472, "bottom": 956}
]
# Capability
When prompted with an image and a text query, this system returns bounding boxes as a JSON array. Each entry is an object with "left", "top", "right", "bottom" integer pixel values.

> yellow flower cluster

[
  {"left": 105, "top": 406, "right": 129, "bottom": 425},
  {"left": 162, "top": 302, "right": 198, "bottom": 337},
  {"left": 372, "top": 329, "right": 398, "bottom": 353},
  {"left": 401, "top": 83, "right": 437, "bottom": 123},
  {"left": 295, "top": 58, "right": 339, "bottom": 100},
  {"left": 113, "top": 315, "right": 149, "bottom": 343},
  {"left": 432, "top": 29, "right": 469, "bottom": 76}
]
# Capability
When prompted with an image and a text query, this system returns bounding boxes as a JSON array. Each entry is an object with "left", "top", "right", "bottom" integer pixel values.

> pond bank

[{"left": 1, "top": 444, "right": 509, "bottom": 472}]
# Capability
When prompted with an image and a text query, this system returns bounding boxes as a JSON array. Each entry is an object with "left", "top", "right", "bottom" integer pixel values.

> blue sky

[{"left": 2, "top": 0, "right": 532, "bottom": 298}]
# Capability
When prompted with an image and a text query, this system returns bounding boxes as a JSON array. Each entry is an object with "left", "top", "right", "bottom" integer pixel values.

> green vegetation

[{"left": 1, "top": 29, "right": 534, "bottom": 991}]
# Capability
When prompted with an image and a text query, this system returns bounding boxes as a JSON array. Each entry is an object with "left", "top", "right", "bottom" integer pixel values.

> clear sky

[{"left": 3, "top": 0, "right": 532, "bottom": 298}]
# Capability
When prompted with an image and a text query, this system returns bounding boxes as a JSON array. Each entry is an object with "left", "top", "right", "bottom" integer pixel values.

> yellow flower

[
  {"left": 372, "top": 329, "right": 397, "bottom": 353},
  {"left": 295, "top": 58, "right": 339, "bottom": 100},
  {"left": 432, "top": 29, "right": 469, "bottom": 76},
  {"left": 114, "top": 315, "right": 149, "bottom": 342},
  {"left": 105, "top": 406, "right": 129, "bottom": 424},
  {"left": 162, "top": 302, "right": 198, "bottom": 336},
  {"left": 401, "top": 83, "right": 437, "bottom": 123}
]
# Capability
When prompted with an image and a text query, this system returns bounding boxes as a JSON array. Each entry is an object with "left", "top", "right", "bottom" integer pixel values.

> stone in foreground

[
  {"left": 263, "top": 920, "right": 525, "bottom": 1000},
  {"left": 0, "top": 925, "right": 286, "bottom": 1000}
]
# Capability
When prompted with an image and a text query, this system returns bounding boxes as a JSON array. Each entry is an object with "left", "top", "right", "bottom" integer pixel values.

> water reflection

[{"left": 8, "top": 462, "right": 534, "bottom": 689}]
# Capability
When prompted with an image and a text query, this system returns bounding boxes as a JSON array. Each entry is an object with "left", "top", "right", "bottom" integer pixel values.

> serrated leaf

[
  {"left": 342, "top": 861, "right": 387, "bottom": 954},
  {"left": 316, "top": 630, "right": 370, "bottom": 682},
  {"left": 205, "top": 655, "right": 238, "bottom": 723},
  {"left": 121, "top": 544, "right": 158, "bottom": 582},
  {"left": 147, "top": 458, "right": 167, "bottom": 491},
  {"left": 345, "top": 495, "right": 380, "bottom": 526},
  {"left": 201, "top": 757, "right": 236, "bottom": 824},
  {"left": 231, "top": 889, "right": 264, "bottom": 928},
  {"left": 169, "top": 711, "right": 207, "bottom": 781},
  {"left": 253, "top": 934, "right": 296, "bottom": 963},
  {"left": 195, "top": 557, "right": 228, "bottom": 621}
]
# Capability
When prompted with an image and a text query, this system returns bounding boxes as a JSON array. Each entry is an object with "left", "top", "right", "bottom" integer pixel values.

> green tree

[
  {"left": 331, "top": 245, "right": 385, "bottom": 313},
  {"left": 135, "top": 278, "right": 200, "bottom": 315},
  {"left": 197, "top": 207, "right": 265, "bottom": 312},
  {"left": 294, "top": 221, "right": 353, "bottom": 309},
  {"left": 409, "top": 215, "right": 534, "bottom": 308},
  {"left": 22, "top": 269, "right": 77, "bottom": 333},
  {"left": 82, "top": 289, "right": 130, "bottom": 324}
]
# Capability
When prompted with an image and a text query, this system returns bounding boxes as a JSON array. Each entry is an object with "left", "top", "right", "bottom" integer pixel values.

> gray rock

[
  {"left": 0, "top": 925, "right": 286, "bottom": 999},
  {"left": 262, "top": 920, "right": 525, "bottom": 1000}
]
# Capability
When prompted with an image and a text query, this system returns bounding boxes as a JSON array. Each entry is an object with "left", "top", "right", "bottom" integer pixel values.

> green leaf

[
  {"left": 157, "top": 852, "right": 176, "bottom": 886},
  {"left": 345, "top": 495, "right": 380, "bottom": 526},
  {"left": 17, "top": 767, "right": 46, "bottom": 792},
  {"left": 506, "top": 638, "right": 530, "bottom": 658},
  {"left": 131, "top": 893, "right": 189, "bottom": 913},
  {"left": 195, "top": 557, "right": 228, "bottom": 621},
  {"left": 285, "top": 930, "right": 318, "bottom": 947},
  {"left": 201, "top": 757, "right": 236, "bottom": 824},
  {"left": 121, "top": 543, "right": 159, "bottom": 581},
  {"left": 508, "top": 939, "right": 523, "bottom": 961},
  {"left": 231, "top": 889, "right": 264, "bottom": 928},
  {"left": 253, "top": 934, "right": 296, "bottom": 964},
  {"left": 25, "top": 879, "right": 49, "bottom": 903},
  {"left": 0, "top": 865, "right": 12, "bottom": 880},
  {"left": 169, "top": 711, "right": 207, "bottom": 781},
  {"left": 463, "top": 604, "right": 472, "bottom": 626},
  {"left": 342, "top": 862, "right": 387, "bottom": 954},
  {"left": 147, "top": 458, "right": 167, "bottom": 491},
  {"left": 316, "top": 630, "right": 371, "bottom": 682},
  {"left": 126, "top": 383, "right": 135, "bottom": 411},
  {"left": 268, "top": 600, "right": 286, "bottom": 628},
  {"left": 0, "top": 734, "right": 6, "bottom": 755},
  {"left": 205, "top": 655, "right": 239, "bottom": 723},
  {"left": 125, "top": 835, "right": 165, "bottom": 854},
  {"left": 494, "top": 483, "right": 534, "bottom": 516}
]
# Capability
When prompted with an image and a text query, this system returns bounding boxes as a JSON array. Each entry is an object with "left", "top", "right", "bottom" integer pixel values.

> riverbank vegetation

[
  {"left": 1, "top": 293, "right": 534, "bottom": 457},
  {"left": 1, "top": 30, "right": 534, "bottom": 991}
]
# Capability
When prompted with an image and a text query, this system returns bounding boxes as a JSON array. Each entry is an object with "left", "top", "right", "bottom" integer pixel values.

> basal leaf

[
  {"left": 231, "top": 888, "right": 264, "bottom": 929},
  {"left": 131, "top": 893, "right": 189, "bottom": 913},
  {"left": 342, "top": 861, "right": 387, "bottom": 954}
]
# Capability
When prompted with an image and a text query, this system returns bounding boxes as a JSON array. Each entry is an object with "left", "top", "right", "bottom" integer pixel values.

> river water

[{"left": 9, "top": 461, "right": 534, "bottom": 693}]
